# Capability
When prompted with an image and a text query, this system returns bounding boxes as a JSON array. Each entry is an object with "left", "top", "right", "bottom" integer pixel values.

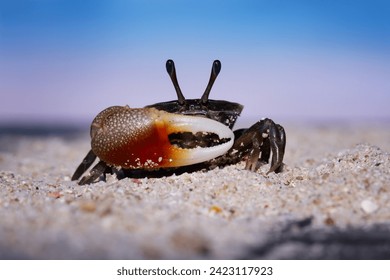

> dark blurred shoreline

[
  {"left": 0, "top": 123, "right": 87, "bottom": 137},
  {"left": 1, "top": 117, "right": 389, "bottom": 137}
]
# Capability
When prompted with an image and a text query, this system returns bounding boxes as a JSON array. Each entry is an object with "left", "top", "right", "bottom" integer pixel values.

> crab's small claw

[
  {"left": 90, "top": 106, "right": 234, "bottom": 170},
  {"left": 228, "top": 118, "right": 285, "bottom": 174}
]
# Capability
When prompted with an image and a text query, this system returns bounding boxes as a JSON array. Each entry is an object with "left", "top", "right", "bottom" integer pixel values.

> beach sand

[{"left": 1, "top": 121, "right": 390, "bottom": 259}]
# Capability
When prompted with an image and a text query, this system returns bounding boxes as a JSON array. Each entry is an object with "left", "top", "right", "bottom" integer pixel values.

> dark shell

[{"left": 146, "top": 99, "right": 243, "bottom": 129}]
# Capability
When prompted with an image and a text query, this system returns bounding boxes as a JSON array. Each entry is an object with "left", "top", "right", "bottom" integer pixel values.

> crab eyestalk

[
  {"left": 166, "top": 59, "right": 186, "bottom": 105},
  {"left": 201, "top": 60, "right": 221, "bottom": 104},
  {"left": 90, "top": 106, "right": 234, "bottom": 169}
]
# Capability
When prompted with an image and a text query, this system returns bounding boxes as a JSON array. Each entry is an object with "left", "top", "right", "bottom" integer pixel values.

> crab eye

[
  {"left": 166, "top": 59, "right": 186, "bottom": 105},
  {"left": 201, "top": 60, "right": 221, "bottom": 104}
]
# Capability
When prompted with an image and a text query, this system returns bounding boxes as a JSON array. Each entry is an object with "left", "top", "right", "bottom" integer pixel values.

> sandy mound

[{"left": 0, "top": 122, "right": 389, "bottom": 259}]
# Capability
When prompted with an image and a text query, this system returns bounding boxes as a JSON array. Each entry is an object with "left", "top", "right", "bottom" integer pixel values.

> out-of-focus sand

[{"left": 0, "top": 121, "right": 390, "bottom": 259}]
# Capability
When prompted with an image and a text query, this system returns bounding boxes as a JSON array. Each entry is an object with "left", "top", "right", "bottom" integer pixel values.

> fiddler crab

[{"left": 72, "top": 59, "right": 286, "bottom": 185}]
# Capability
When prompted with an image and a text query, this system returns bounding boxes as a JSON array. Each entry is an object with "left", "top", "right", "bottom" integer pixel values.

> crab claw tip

[{"left": 162, "top": 113, "right": 234, "bottom": 167}]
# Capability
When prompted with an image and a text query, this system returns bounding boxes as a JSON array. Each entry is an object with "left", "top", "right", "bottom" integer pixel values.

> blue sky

[{"left": 1, "top": 0, "right": 389, "bottom": 126}]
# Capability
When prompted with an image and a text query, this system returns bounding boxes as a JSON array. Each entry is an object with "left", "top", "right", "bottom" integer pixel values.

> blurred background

[{"left": 1, "top": 0, "right": 389, "bottom": 129}]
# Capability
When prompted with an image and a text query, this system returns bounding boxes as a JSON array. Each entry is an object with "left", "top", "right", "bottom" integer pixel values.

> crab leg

[
  {"left": 244, "top": 135, "right": 261, "bottom": 172},
  {"left": 71, "top": 149, "right": 97, "bottom": 181},
  {"left": 268, "top": 124, "right": 286, "bottom": 173},
  {"left": 78, "top": 160, "right": 110, "bottom": 185}
]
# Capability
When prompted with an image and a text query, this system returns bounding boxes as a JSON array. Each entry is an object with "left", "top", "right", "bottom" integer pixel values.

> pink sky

[{"left": 1, "top": 1, "right": 389, "bottom": 125}]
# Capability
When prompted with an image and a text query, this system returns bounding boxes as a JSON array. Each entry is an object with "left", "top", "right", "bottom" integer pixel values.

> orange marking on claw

[{"left": 103, "top": 118, "right": 187, "bottom": 168}]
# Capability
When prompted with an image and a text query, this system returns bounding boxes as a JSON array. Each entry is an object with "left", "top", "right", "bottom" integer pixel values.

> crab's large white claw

[
  {"left": 162, "top": 112, "right": 234, "bottom": 167},
  {"left": 90, "top": 106, "right": 234, "bottom": 169}
]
